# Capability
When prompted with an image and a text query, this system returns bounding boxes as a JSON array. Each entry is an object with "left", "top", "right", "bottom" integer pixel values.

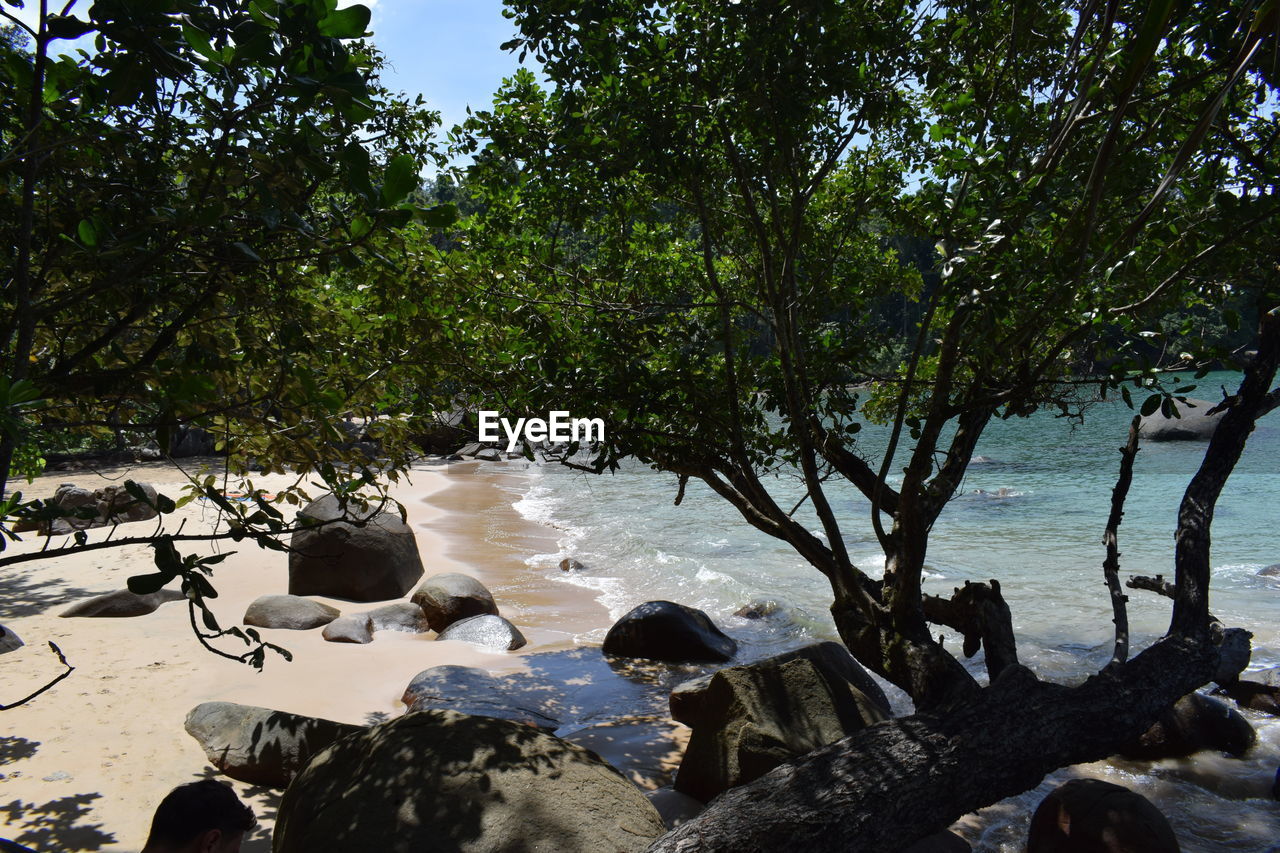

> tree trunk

[{"left": 647, "top": 634, "right": 1220, "bottom": 852}]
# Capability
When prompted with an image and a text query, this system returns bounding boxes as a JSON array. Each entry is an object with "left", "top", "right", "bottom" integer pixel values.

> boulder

[
  {"left": 733, "top": 598, "right": 785, "bottom": 620},
  {"left": 436, "top": 614, "right": 527, "bottom": 651},
  {"left": 455, "top": 442, "right": 486, "bottom": 458},
  {"left": 603, "top": 600, "right": 737, "bottom": 664},
  {"left": 184, "top": 701, "right": 363, "bottom": 788},
  {"left": 670, "top": 643, "right": 889, "bottom": 802},
  {"left": 670, "top": 642, "right": 890, "bottom": 721},
  {"left": 1215, "top": 679, "right": 1280, "bottom": 716},
  {"left": 411, "top": 572, "right": 499, "bottom": 632},
  {"left": 243, "top": 594, "right": 340, "bottom": 631},
  {"left": 401, "top": 665, "right": 558, "bottom": 729},
  {"left": 0, "top": 623, "right": 22, "bottom": 655},
  {"left": 59, "top": 588, "right": 185, "bottom": 618},
  {"left": 321, "top": 614, "right": 374, "bottom": 644},
  {"left": 559, "top": 558, "right": 587, "bottom": 572},
  {"left": 1027, "top": 778, "right": 1179, "bottom": 852},
  {"left": 288, "top": 494, "right": 425, "bottom": 602},
  {"left": 903, "top": 831, "right": 971, "bottom": 853},
  {"left": 1119, "top": 692, "right": 1256, "bottom": 760},
  {"left": 1138, "top": 398, "right": 1223, "bottom": 442},
  {"left": 473, "top": 447, "right": 503, "bottom": 461},
  {"left": 1257, "top": 563, "right": 1280, "bottom": 578},
  {"left": 273, "top": 710, "right": 666, "bottom": 853},
  {"left": 47, "top": 482, "right": 160, "bottom": 534},
  {"left": 644, "top": 787, "right": 704, "bottom": 830},
  {"left": 366, "top": 601, "right": 430, "bottom": 633}
]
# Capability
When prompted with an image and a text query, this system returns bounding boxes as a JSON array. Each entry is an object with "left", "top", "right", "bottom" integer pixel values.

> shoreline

[{"left": 0, "top": 457, "right": 677, "bottom": 852}]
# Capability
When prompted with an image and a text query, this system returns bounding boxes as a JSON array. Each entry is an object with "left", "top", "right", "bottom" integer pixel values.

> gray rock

[
  {"left": 411, "top": 572, "right": 499, "bottom": 632},
  {"left": 1258, "top": 563, "right": 1280, "bottom": 578},
  {"left": 401, "top": 665, "right": 558, "bottom": 729},
  {"left": 48, "top": 482, "right": 161, "bottom": 534},
  {"left": 436, "top": 614, "right": 527, "bottom": 651},
  {"left": 455, "top": 442, "right": 485, "bottom": 458},
  {"left": 184, "top": 701, "right": 363, "bottom": 788},
  {"left": 1216, "top": 679, "right": 1280, "bottom": 716},
  {"left": 603, "top": 600, "right": 736, "bottom": 664},
  {"left": 670, "top": 643, "right": 889, "bottom": 802},
  {"left": 367, "top": 602, "right": 430, "bottom": 633},
  {"left": 322, "top": 614, "right": 374, "bottom": 644},
  {"left": 670, "top": 642, "right": 890, "bottom": 721},
  {"left": 1120, "top": 691, "right": 1256, "bottom": 759},
  {"left": 243, "top": 594, "right": 340, "bottom": 630},
  {"left": 473, "top": 447, "right": 503, "bottom": 461},
  {"left": 60, "top": 588, "right": 185, "bottom": 618},
  {"left": 1028, "top": 779, "right": 1178, "bottom": 852},
  {"left": 733, "top": 598, "right": 785, "bottom": 620},
  {"left": 288, "top": 494, "right": 425, "bottom": 602},
  {"left": 0, "top": 623, "right": 23, "bottom": 654},
  {"left": 1139, "top": 397, "right": 1223, "bottom": 441},
  {"left": 273, "top": 710, "right": 665, "bottom": 853},
  {"left": 559, "top": 557, "right": 587, "bottom": 572},
  {"left": 644, "top": 787, "right": 704, "bottom": 830}
]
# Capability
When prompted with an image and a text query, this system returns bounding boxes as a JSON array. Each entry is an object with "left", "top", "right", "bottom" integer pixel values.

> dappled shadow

[
  {"left": 0, "top": 793, "right": 115, "bottom": 851},
  {"left": 0, "top": 569, "right": 98, "bottom": 619},
  {"left": 0, "top": 736, "right": 39, "bottom": 766},
  {"left": 273, "top": 711, "right": 663, "bottom": 851}
]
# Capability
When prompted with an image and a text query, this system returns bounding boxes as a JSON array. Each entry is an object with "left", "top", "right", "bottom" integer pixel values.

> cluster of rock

[{"left": 27, "top": 481, "right": 161, "bottom": 535}]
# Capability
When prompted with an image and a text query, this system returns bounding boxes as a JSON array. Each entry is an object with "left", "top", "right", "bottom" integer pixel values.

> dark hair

[{"left": 145, "top": 780, "right": 256, "bottom": 846}]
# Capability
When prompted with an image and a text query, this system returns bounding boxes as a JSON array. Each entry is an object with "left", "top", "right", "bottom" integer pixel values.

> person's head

[{"left": 141, "top": 780, "right": 255, "bottom": 853}]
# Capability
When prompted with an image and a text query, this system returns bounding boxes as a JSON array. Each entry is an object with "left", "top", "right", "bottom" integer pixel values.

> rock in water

[
  {"left": 321, "top": 614, "right": 374, "bottom": 644},
  {"left": 435, "top": 614, "right": 527, "bottom": 651},
  {"left": 559, "top": 557, "right": 586, "bottom": 572},
  {"left": 0, "top": 623, "right": 23, "bottom": 654},
  {"left": 60, "top": 588, "right": 185, "bottom": 618},
  {"left": 1138, "top": 398, "right": 1223, "bottom": 441},
  {"left": 184, "top": 702, "right": 363, "bottom": 788},
  {"left": 288, "top": 494, "right": 424, "bottom": 602},
  {"left": 1215, "top": 679, "right": 1280, "bottom": 716},
  {"left": 366, "top": 601, "right": 430, "bottom": 633},
  {"left": 401, "top": 665, "right": 559, "bottom": 729},
  {"left": 1027, "top": 778, "right": 1179, "bottom": 852},
  {"left": 1119, "top": 691, "right": 1256, "bottom": 759},
  {"left": 243, "top": 594, "right": 340, "bottom": 630},
  {"left": 273, "top": 710, "right": 666, "bottom": 853},
  {"left": 411, "top": 572, "right": 499, "bottom": 632},
  {"left": 670, "top": 643, "right": 889, "bottom": 802},
  {"left": 603, "top": 600, "right": 736, "bottom": 663}
]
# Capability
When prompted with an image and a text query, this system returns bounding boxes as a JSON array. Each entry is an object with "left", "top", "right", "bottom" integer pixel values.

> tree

[
  {"left": 448, "top": 0, "right": 1280, "bottom": 846},
  {"left": 0, "top": 0, "right": 458, "bottom": 680}
]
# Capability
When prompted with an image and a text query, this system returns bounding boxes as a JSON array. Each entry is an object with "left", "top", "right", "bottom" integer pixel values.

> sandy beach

[{"left": 0, "top": 457, "right": 687, "bottom": 852}]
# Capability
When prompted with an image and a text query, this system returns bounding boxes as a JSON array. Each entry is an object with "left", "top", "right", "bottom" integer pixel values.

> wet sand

[{"left": 0, "top": 458, "right": 688, "bottom": 852}]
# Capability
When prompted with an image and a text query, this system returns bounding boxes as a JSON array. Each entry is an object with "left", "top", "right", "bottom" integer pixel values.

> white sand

[{"left": 0, "top": 458, "right": 682, "bottom": 852}]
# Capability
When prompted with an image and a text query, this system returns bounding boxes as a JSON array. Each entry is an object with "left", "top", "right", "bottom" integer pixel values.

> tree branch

[{"left": 1102, "top": 415, "right": 1140, "bottom": 667}]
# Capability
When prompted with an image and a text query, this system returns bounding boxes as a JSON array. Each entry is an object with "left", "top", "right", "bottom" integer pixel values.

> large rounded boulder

[
  {"left": 244, "top": 594, "right": 340, "bottom": 630},
  {"left": 184, "top": 702, "right": 363, "bottom": 788},
  {"left": 670, "top": 642, "right": 889, "bottom": 802},
  {"left": 435, "top": 614, "right": 527, "bottom": 651},
  {"left": 1138, "top": 398, "right": 1223, "bottom": 442},
  {"left": 1027, "top": 778, "right": 1179, "bottom": 852},
  {"left": 273, "top": 710, "right": 666, "bottom": 853},
  {"left": 1119, "top": 692, "right": 1256, "bottom": 760},
  {"left": 289, "top": 494, "right": 424, "bottom": 602},
  {"left": 603, "top": 600, "right": 736, "bottom": 663},
  {"left": 60, "top": 588, "right": 185, "bottom": 618},
  {"left": 401, "top": 665, "right": 559, "bottom": 729},
  {"left": 411, "top": 572, "right": 499, "bottom": 632}
]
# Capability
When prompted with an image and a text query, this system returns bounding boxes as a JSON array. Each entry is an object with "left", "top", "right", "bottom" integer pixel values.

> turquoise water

[{"left": 512, "top": 371, "right": 1280, "bottom": 850}]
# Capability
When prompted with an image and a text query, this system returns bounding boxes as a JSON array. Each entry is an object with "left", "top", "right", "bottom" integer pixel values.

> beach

[{"left": 0, "top": 458, "right": 686, "bottom": 852}]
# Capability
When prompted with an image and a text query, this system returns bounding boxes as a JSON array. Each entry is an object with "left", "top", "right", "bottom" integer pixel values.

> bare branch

[
  {"left": 1, "top": 642, "right": 74, "bottom": 710},
  {"left": 1102, "top": 415, "right": 1141, "bottom": 667}
]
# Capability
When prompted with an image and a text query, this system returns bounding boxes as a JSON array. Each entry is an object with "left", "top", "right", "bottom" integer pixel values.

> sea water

[{"left": 511, "top": 371, "right": 1280, "bottom": 850}]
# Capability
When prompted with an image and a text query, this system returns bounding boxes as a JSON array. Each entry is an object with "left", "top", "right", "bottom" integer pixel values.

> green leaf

[
  {"left": 382, "top": 154, "right": 418, "bottom": 206},
  {"left": 45, "top": 15, "right": 95, "bottom": 40},
  {"left": 77, "top": 219, "right": 97, "bottom": 247},
  {"left": 1140, "top": 394, "right": 1162, "bottom": 417},
  {"left": 127, "top": 572, "right": 170, "bottom": 595},
  {"left": 318, "top": 4, "right": 371, "bottom": 38},
  {"left": 416, "top": 203, "right": 459, "bottom": 228},
  {"left": 182, "top": 24, "right": 219, "bottom": 63}
]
